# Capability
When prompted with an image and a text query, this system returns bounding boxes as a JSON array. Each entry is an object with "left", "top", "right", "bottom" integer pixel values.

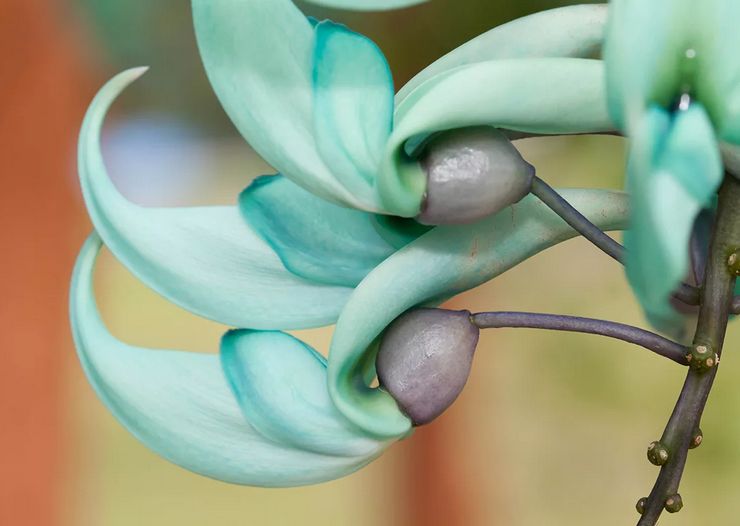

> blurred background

[{"left": 4, "top": 1, "right": 740, "bottom": 525}]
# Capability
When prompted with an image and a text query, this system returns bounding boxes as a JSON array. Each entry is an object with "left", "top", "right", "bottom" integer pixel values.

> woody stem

[{"left": 636, "top": 175, "right": 740, "bottom": 525}]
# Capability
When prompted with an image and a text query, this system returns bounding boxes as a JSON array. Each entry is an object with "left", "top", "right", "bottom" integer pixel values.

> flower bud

[
  {"left": 636, "top": 497, "right": 647, "bottom": 515},
  {"left": 376, "top": 308, "right": 480, "bottom": 425},
  {"left": 416, "top": 127, "right": 534, "bottom": 225}
]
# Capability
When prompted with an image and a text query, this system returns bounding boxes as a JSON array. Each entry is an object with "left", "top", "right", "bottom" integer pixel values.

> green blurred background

[{"left": 4, "top": 1, "right": 740, "bottom": 525}]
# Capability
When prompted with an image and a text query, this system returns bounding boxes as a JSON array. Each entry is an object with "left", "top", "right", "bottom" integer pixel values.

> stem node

[
  {"left": 635, "top": 176, "right": 740, "bottom": 526},
  {"left": 689, "top": 429, "right": 704, "bottom": 449},
  {"left": 636, "top": 497, "right": 647, "bottom": 515},
  {"left": 727, "top": 249, "right": 740, "bottom": 276},
  {"left": 664, "top": 494, "right": 683, "bottom": 514},
  {"left": 686, "top": 343, "right": 719, "bottom": 372},
  {"left": 647, "top": 441, "right": 670, "bottom": 466}
]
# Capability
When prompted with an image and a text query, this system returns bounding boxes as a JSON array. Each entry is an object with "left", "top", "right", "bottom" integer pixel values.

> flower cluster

[{"left": 71, "top": 1, "right": 740, "bottom": 512}]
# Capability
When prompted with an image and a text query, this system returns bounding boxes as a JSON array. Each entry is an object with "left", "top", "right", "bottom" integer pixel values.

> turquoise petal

[
  {"left": 327, "top": 190, "right": 631, "bottom": 437},
  {"left": 239, "top": 175, "right": 398, "bottom": 287},
  {"left": 312, "top": 20, "right": 393, "bottom": 203},
  {"left": 604, "top": 0, "right": 689, "bottom": 130},
  {"left": 71, "top": 235, "right": 379, "bottom": 487},
  {"left": 697, "top": 1, "right": 740, "bottom": 144},
  {"left": 398, "top": 4, "right": 608, "bottom": 102},
  {"left": 370, "top": 215, "right": 433, "bottom": 250},
  {"left": 660, "top": 105, "right": 722, "bottom": 207},
  {"left": 192, "top": 0, "right": 369, "bottom": 209},
  {"left": 305, "top": 0, "right": 426, "bottom": 10},
  {"left": 221, "top": 330, "right": 389, "bottom": 457},
  {"left": 381, "top": 58, "right": 613, "bottom": 217},
  {"left": 606, "top": 0, "right": 740, "bottom": 143},
  {"left": 625, "top": 104, "right": 722, "bottom": 331},
  {"left": 80, "top": 69, "right": 351, "bottom": 330}
]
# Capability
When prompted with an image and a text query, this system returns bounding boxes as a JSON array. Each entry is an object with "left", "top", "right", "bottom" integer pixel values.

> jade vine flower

[
  {"left": 72, "top": 0, "right": 631, "bottom": 486},
  {"left": 605, "top": 0, "right": 740, "bottom": 330}
]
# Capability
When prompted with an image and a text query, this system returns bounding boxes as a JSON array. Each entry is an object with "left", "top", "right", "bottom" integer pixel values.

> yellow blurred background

[{"left": 4, "top": 1, "right": 740, "bottom": 525}]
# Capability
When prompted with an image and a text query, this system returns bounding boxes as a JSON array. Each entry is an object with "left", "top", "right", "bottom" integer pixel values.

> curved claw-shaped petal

[
  {"left": 625, "top": 104, "right": 722, "bottom": 332},
  {"left": 192, "top": 0, "right": 348, "bottom": 206},
  {"left": 398, "top": 4, "right": 608, "bottom": 102},
  {"left": 605, "top": 1, "right": 739, "bottom": 330},
  {"left": 380, "top": 58, "right": 613, "bottom": 217},
  {"left": 193, "top": 0, "right": 392, "bottom": 211},
  {"left": 71, "top": 235, "right": 382, "bottom": 487},
  {"left": 604, "top": 0, "right": 688, "bottom": 131},
  {"left": 221, "top": 330, "right": 391, "bottom": 457},
  {"left": 327, "top": 189, "right": 631, "bottom": 438},
  {"left": 304, "top": 0, "right": 426, "bottom": 10},
  {"left": 79, "top": 68, "right": 351, "bottom": 330},
  {"left": 239, "top": 175, "right": 402, "bottom": 287},
  {"left": 312, "top": 20, "right": 393, "bottom": 204},
  {"left": 605, "top": 0, "right": 740, "bottom": 144}
]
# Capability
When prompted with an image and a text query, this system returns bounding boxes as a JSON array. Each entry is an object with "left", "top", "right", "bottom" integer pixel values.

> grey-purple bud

[
  {"left": 417, "top": 127, "right": 534, "bottom": 225},
  {"left": 376, "top": 308, "right": 480, "bottom": 425}
]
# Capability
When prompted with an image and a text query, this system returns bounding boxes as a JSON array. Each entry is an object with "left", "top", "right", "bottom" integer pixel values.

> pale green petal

[
  {"left": 625, "top": 105, "right": 722, "bottom": 331},
  {"left": 305, "top": 0, "right": 425, "bottom": 10},
  {"left": 239, "top": 175, "right": 398, "bottom": 287},
  {"left": 192, "top": 0, "right": 368, "bottom": 209},
  {"left": 381, "top": 58, "right": 613, "bottom": 217},
  {"left": 327, "top": 190, "right": 631, "bottom": 437},
  {"left": 312, "top": 20, "right": 393, "bottom": 203},
  {"left": 398, "top": 4, "right": 608, "bottom": 103},
  {"left": 370, "top": 215, "right": 432, "bottom": 250},
  {"left": 71, "top": 235, "right": 378, "bottom": 487},
  {"left": 80, "top": 69, "right": 351, "bottom": 330},
  {"left": 604, "top": 0, "right": 691, "bottom": 129},
  {"left": 221, "top": 329, "right": 390, "bottom": 457},
  {"left": 605, "top": 0, "right": 740, "bottom": 141},
  {"left": 660, "top": 105, "right": 722, "bottom": 204},
  {"left": 697, "top": 0, "right": 740, "bottom": 144}
]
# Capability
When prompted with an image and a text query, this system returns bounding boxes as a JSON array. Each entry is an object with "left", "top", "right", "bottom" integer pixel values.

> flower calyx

[
  {"left": 376, "top": 308, "right": 480, "bottom": 425},
  {"left": 416, "top": 127, "right": 534, "bottom": 225}
]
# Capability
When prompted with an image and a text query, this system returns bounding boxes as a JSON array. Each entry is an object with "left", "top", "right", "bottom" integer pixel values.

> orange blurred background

[{"left": 4, "top": 1, "right": 740, "bottom": 525}]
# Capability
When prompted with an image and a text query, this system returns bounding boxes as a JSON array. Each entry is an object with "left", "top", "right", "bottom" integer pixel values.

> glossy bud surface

[
  {"left": 417, "top": 127, "right": 534, "bottom": 225},
  {"left": 376, "top": 308, "right": 480, "bottom": 425}
]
